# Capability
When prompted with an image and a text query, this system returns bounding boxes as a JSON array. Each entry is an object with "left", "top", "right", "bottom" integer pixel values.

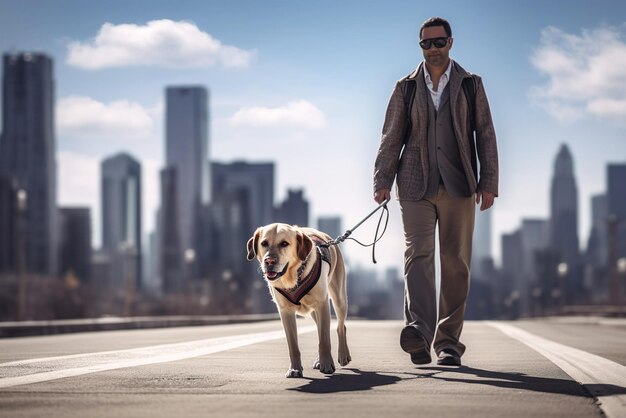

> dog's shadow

[{"left": 288, "top": 368, "right": 428, "bottom": 394}]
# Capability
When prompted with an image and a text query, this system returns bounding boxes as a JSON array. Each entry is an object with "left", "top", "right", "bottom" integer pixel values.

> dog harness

[{"left": 274, "top": 234, "right": 332, "bottom": 306}]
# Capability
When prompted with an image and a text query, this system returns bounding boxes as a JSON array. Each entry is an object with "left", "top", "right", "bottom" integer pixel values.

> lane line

[
  {"left": 0, "top": 326, "right": 315, "bottom": 389},
  {"left": 487, "top": 321, "right": 626, "bottom": 418}
]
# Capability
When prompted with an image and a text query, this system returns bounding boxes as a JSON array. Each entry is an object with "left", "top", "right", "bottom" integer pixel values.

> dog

[{"left": 247, "top": 223, "right": 351, "bottom": 378}]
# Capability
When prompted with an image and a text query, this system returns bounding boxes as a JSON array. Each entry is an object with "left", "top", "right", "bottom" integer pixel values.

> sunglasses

[{"left": 419, "top": 37, "right": 449, "bottom": 50}]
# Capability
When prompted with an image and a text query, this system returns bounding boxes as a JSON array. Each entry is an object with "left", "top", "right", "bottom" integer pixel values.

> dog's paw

[
  {"left": 338, "top": 351, "right": 352, "bottom": 367},
  {"left": 285, "top": 368, "right": 303, "bottom": 378},
  {"left": 316, "top": 357, "right": 336, "bottom": 374}
]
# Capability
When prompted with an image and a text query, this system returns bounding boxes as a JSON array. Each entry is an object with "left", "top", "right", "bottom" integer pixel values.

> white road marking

[
  {"left": 0, "top": 326, "right": 316, "bottom": 389},
  {"left": 487, "top": 321, "right": 626, "bottom": 418}
]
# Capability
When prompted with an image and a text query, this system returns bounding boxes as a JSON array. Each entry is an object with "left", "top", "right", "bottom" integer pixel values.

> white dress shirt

[{"left": 423, "top": 59, "right": 453, "bottom": 110}]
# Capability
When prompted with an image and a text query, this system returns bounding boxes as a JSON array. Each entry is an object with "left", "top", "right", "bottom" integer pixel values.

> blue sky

[{"left": 1, "top": 0, "right": 625, "bottom": 272}]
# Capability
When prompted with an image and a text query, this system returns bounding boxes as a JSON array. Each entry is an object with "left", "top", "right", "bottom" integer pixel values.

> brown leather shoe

[
  {"left": 437, "top": 349, "right": 461, "bottom": 366},
  {"left": 400, "top": 326, "right": 431, "bottom": 365}
]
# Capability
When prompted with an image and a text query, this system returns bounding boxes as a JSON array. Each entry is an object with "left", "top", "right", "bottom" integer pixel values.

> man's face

[{"left": 420, "top": 25, "right": 453, "bottom": 68}]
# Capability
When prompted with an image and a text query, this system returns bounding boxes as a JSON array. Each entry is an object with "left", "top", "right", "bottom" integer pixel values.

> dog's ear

[
  {"left": 296, "top": 231, "right": 314, "bottom": 261},
  {"left": 246, "top": 228, "right": 262, "bottom": 261}
]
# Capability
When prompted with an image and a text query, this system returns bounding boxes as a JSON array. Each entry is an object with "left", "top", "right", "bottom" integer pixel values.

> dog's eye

[
  {"left": 280, "top": 241, "right": 289, "bottom": 247},
  {"left": 260, "top": 240, "right": 269, "bottom": 247}
]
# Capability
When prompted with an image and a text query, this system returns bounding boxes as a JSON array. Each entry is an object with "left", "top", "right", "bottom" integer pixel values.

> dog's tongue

[{"left": 266, "top": 271, "right": 278, "bottom": 279}]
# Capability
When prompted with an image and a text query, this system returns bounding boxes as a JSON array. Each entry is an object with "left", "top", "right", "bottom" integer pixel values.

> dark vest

[{"left": 424, "top": 78, "right": 472, "bottom": 198}]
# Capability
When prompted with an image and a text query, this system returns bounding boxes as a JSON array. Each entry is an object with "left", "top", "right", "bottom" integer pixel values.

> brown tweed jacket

[{"left": 373, "top": 60, "right": 499, "bottom": 200}]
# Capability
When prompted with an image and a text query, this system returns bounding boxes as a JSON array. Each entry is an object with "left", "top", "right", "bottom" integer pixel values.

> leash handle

[
  {"left": 321, "top": 197, "right": 391, "bottom": 249},
  {"left": 345, "top": 203, "right": 390, "bottom": 263},
  {"left": 348, "top": 197, "right": 390, "bottom": 233}
]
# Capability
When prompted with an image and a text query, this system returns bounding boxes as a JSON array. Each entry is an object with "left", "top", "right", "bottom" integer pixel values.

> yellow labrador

[{"left": 247, "top": 223, "right": 351, "bottom": 378}]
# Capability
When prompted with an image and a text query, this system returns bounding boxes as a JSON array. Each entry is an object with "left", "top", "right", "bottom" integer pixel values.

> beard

[{"left": 425, "top": 52, "right": 447, "bottom": 67}]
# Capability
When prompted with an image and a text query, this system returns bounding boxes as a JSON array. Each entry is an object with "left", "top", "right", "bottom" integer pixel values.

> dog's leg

[
  {"left": 280, "top": 310, "right": 303, "bottom": 378},
  {"left": 310, "top": 310, "right": 321, "bottom": 369},
  {"left": 331, "top": 296, "right": 351, "bottom": 367},
  {"left": 329, "top": 255, "right": 351, "bottom": 367},
  {"left": 313, "top": 301, "right": 335, "bottom": 374}
]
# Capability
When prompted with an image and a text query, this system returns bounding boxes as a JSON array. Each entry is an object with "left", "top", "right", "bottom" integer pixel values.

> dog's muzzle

[{"left": 264, "top": 263, "right": 289, "bottom": 281}]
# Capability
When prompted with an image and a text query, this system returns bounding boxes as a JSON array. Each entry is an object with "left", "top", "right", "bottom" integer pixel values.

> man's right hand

[{"left": 374, "top": 188, "right": 391, "bottom": 204}]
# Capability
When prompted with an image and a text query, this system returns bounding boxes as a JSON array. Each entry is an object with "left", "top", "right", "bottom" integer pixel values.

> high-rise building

[
  {"left": 209, "top": 161, "right": 275, "bottom": 312},
  {"left": 101, "top": 153, "right": 142, "bottom": 289},
  {"left": 58, "top": 207, "right": 92, "bottom": 284},
  {"left": 162, "top": 86, "right": 209, "bottom": 287},
  {"left": 0, "top": 177, "right": 19, "bottom": 275},
  {"left": 318, "top": 216, "right": 342, "bottom": 240},
  {"left": 586, "top": 194, "right": 608, "bottom": 267},
  {"left": 0, "top": 53, "right": 57, "bottom": 277},
  {"left": 211, "top": 161, "right": 275, "bottom": 229},
  {"left": 144, "top": 221, "right": 161, "bottom": 296},
  {"left": 607, "top": 163, "right": 626, "bottom": 299},
  {"left": 607, "top": 164, "right": 626, "bottom": 220},
  {"left": 520, "top": 218, "right": 550, "bottom": 314},
  {"left": 160, "top": 167, "right": 182, "bottom": 293},
  {"left": 275, "top": 188, "right": 309, "bottom": 227},
  {"left": 549, "top": 144, "right": 579, "bottom": 265},
  {"left": 584, "top": 194, "right": 609, "bottom": 303},
  {"left": 520, "top": 219, "right": 550, "bottom": 278},
  {"left": 501, "top": 230, "right": 523, "bottom": 318}
]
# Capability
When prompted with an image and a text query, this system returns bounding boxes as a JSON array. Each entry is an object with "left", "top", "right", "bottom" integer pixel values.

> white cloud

[
  {"left": 587, "top": 97, "right": 626, "bottom": 118},
  {"left": 228, "top": 100, "right": 327, "bottom": 130},
  {"left": 57, "top": 96, "right": 154, "bottom": 139},
  {"left": 67, "top": 19, "right": 256, "bottom": 70},
  {"left": 530, "top": 24, "right": 626, "bottom": 123}
]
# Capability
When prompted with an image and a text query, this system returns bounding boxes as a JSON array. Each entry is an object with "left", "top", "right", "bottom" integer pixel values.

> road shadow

[
  {"left": 289, "top": 365, "right": 626, "bottom": 398},
  {"left": 289, "top": 368, "right": 422, "bottom": 394},
  {"left": 416, "top": 366, "right": 626, "bottom": 398}
]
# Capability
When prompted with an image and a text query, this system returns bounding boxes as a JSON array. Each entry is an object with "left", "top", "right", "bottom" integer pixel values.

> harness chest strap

[{"left": 275, "top": 235, "right": 332, "bottom": 306}]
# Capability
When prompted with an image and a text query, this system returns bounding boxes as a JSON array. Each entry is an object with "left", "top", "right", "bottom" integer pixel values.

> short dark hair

[{"left": 420, "top": 17, "right": 452, "bottom": 39}]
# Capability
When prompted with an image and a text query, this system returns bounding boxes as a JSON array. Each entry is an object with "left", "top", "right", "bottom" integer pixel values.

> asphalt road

[{"left": 1, "top": 318, "right": 625, "bottom": 418}]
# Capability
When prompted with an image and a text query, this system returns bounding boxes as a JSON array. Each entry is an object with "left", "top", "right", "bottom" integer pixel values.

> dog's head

[{"left": 246, "top": 223, "right": 314, "bottom": 283}]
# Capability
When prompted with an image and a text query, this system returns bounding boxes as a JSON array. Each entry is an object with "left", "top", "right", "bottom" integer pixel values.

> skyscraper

[
  {"left": 160, "top": 167, "right": 182, "bottom": 293},
  {"left": 501, "top": 230, "right": 523, "bottom": 318},
  {"left": 209, "top": 161, "right": 275, "bottom": 312},
  {"left": 584, "top": 194, "right": 609, "bottom": 303},
  {"left": 607, "top": 163, "right": 626, "bottom": 258},
  {"left": 275, "top": 188, "right": 309, "bottom": 227},
  {"left": 498, "top": 219, "right": 551, "bottom": 317},
  {"left": 0, "top": 53, "right": 57, "bottom": 277},
  {"left": 161, "top": 86, "right": 209, "bottom": 286},
  {"left": 607, "top": 164, "right": 626, "bottom": 220},
  {"left": 586, "top": 194, "right": 608, "bottom": 267},
  {"left": 520, "top": 219, "right": 550, "bottom": 278},
  {"left": 550, "top": 144, "right": 579, "bottom": 265},
  {"left": 0, "top": 177, "right": 19, "bottom": 275},
  {"left": 59, "top": 207, "right": 92, "bottom": 284},
  {"left": 211, "top": 161, "right": 274, "bottom": 229},
  {"left": 318, "top": 216, "right": 342, "bottom": 240},
  {"left": 520, "top": 218, "right": 550, "bottom": 314},
  {"left": 101, "top": 153, "right": 142, "bottom": 289}
]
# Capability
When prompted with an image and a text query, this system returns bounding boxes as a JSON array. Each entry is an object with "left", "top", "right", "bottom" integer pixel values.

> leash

[{"left": 319, "top": 198, "right": 390, "bottom": 264}]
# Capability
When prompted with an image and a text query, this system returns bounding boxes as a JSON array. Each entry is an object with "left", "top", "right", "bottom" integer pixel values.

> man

[{"left": 373, "top": 17, "right": 498, "bottom": 367}]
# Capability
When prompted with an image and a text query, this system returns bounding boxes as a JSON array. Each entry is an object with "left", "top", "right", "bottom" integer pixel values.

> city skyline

[
  {"left": 1, "top": 1, "right": 625, "bottom": 272},
  {"left": 0, "top": 53, "right": 621, "bottom": 277}
]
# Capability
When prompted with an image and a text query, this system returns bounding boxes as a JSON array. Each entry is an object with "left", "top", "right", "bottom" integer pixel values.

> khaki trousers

[{"left": 399, "top": 184, "right": 475, "bottom": 357}]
